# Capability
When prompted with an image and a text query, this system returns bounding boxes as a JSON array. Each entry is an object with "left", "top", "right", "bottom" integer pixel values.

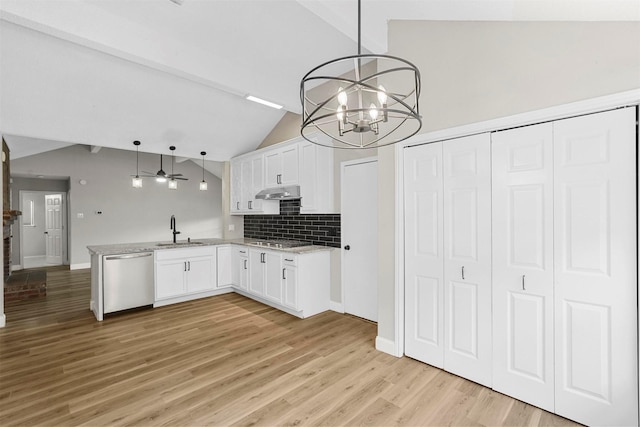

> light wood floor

[{"left": 0, "top": 267, "right": 581, "bottom": 426}]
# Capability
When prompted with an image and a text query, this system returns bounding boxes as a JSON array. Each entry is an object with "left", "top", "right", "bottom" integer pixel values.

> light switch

[
  {"left": 77, "top": 213, "right": 84, "bottom": 219},
  {"left": 228, "top": 224, "right": 235, "bottom": 231}
]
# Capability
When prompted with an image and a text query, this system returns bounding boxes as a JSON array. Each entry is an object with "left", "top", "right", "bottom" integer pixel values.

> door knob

[
  {"left": 344, "top": 245, "right": 350, "bottom": 250},
  {"left": 44, "top": 231, "right": 49, "bottom": 234}
]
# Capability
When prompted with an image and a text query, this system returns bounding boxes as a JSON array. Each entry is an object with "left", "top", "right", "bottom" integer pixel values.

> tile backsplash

[{"left": 244, "top": 200, "right": 340, "bottom": 248}]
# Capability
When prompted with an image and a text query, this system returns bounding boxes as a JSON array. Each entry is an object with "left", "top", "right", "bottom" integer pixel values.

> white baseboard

[
  {"left": 329, "top": 301, "right": 344, "bottom": 313},
  {"left": 11, "top": 264, "right": 22, "bottom": 271},
  {"left": 376, "top": 335, "right": 402, "bottom": 357},
  {"left": 70, "top": 263, "right": 91, "bottom": 270},
  {"left": 0, "top": 313, "right": 6, "bottom": 328},
  {"left": 90, "top": 300, "right": 95, "bottom": 311}
]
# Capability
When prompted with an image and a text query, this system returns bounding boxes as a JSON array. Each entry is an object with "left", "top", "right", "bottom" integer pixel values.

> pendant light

[
  {"left": 300, "top": 0, "right": 421, "bottom": 149},
  {"left": 131, "top": 140, "right": 143, "bottom": 188},
  {"left": 168, "top": 146, "right": 178, "bottom": 190},
  {"left": 199, "top": 151, "right": 208, "bottom": 191}
]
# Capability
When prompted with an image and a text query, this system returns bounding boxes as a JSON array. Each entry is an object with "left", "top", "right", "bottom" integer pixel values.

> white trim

[
  {"left": 0, "top": 313, "right": 5, "bottom": 328},
  {"left": 340, "top": 156, "right": 378, "bottom": 319},
  {"left": 329, "top": 300, "right": 344, "bottom": 313},
  {"left": 375, "top": 335, "right": 398, "bottom": 356},
  {"left": 70, "top": 262, "right": 90, "bottom": 270},
  {"left": 11, "top": 264, "right": 22, "bottom": 271},
  {"left": 393, "top": 90, "right": 640, "bottom": 360}
]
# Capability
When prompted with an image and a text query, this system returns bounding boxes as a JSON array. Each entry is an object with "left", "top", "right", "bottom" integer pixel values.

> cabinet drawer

[
  {"left": 282, "top": 255, "right": 297, "bottom": 267},
  {"left": 155, "top": 246, "right": 215, "bottom": 261}
]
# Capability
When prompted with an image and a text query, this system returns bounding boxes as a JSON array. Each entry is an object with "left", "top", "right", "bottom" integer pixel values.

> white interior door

[
  {"left": 443, "top": 133, "right": 492, "bottom": 387},
  {"left": 553, "top": 108, "right": 638, "bottom": 426},
  {"left": 44, "top": 194, "right": 63, "bottom": 265},
  {"left": 404, "top": 143, "right": 444, "bottom": 367},
  {"left": 342, "top": 159, "right": 378, "bottom": 322},
  {"left": 491, "top": 123, "right": 555, "bottom": 412}
]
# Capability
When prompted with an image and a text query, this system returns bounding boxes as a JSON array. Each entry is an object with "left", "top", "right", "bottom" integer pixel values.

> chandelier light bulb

[
  {"left": 369, "top": 104, "right": 379, "bottom": 120},
  {"left": 337, "top": 87, "right": 348, "bottom": 106},
  {"left": 199, "top": 181, "right": 208, "bottom": 191},
  {"left": 132, "top": 176, "right": 142, "bottom": 188},
  {"left": 168, "top": 179, "right": 178, "bottom": 190},
  {"left": 336, "top": 106, "right": 344, "bottom": 121},
  {"left": 377, "top": 85, "right": 387, "bottom": 105}
]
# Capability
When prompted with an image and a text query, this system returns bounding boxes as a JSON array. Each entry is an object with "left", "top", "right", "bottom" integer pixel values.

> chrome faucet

[{"left": 170, "top": 214, "right": 180, "bottom": 243}]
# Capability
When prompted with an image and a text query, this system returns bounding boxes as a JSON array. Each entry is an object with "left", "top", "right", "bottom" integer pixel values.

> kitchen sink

[{"left": 156, "top": 241, "right": 205, "bottom": 247}]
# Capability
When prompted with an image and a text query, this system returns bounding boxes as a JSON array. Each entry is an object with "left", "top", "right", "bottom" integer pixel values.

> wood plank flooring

[{"left": 0, "top": 267, "right": 581, "bottom": 426}]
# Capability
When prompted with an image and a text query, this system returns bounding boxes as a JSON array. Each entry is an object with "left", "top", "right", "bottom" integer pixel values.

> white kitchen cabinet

[
  {"left": 265, "top": 144, "right": 298, "bottom": 187},
  {"left": 282, "top": 256, "right": 297, "bottom": 309},
  {"left": 231, "top": 153, "right": 278, "bottom": 215},
  {"left": 230, "top": 133, "right": 334, "bottom": 215},
  {"left": 154, "top": 246, "right": 216, "bottom": 303},
  {"left": 233, "top": 247, "right": 249, "bottom": 290},
  {"left": 216, "top": 246, "right": 233, "bottom": 288},
  {"left": 230, "top": 158, "right": 242, "bottom": 214},
  {"left": 299, "top": 138, "right": 335, "bottom": 213},
  {"left": 248, "top": 248, "right": 282, "bottom": 302}
]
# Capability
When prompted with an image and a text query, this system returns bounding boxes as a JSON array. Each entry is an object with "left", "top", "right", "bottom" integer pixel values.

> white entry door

[
  {"left": 491, "top": 123, "right": 555, "bottom": 412},
  {"left": 553, "top": 108, "right": 637, "bottom": 426},
  {"left": 342, "top": 158, "right": 378, "bottom": 322},
  {"left": 45, "top": 194, "right": 63, "bottom": 265},
  {"left": 443, "top": 134, "right": 492, "bottom": 387},
  {"left": 404, "top": 143, "right": 444, "bottom": 367}
]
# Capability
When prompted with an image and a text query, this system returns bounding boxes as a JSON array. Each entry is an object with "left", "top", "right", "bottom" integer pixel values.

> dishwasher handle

[{"left": 105, "top": 252, "right": 153, "bottom": 260}]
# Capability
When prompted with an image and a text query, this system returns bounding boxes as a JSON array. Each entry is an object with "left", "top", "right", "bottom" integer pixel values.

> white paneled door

[
  {"left": 404, "top": 143, "right": 444, "bottom": 368},
  {"left": 553, "top": 108, "right": 637, "bottom": 426},
  {"left": 491, "top": 122, "right": 555, "bottom": 412},
  {"left": 44, "top": 194, "right": 63, "bottom": 265},
  {"left": 443, "top": 134, "right": 492, "bottom": 387}
]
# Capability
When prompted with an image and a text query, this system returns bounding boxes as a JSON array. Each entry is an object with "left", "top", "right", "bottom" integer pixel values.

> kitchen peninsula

[{"left": 88, "top": 238, "right": 332, "bottom": 322}]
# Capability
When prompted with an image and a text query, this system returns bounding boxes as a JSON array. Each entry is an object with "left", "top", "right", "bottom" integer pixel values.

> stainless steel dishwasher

[{"left": 103, "top": 252, "right": 154, "bottom": 314}]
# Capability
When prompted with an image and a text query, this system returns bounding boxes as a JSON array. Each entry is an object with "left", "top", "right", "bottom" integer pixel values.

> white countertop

[{"left": 87, "top": 238, "right": 335, "bottom": 256}]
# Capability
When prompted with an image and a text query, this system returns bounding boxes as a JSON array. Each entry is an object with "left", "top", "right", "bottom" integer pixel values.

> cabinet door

[
  {"left": 239, "top": 256, "right": 249, "bottom": 290},
  {"left": 240, "top": 158, "right": 252, "bottom": 212},
  {"left": 283, "top": 265, "right": 298, "bottom": 309},
  {"left": 249, "top": 250, "right": 265, "bottom": 296},
  {"left": 264, "top": 150, "right": 281, "bottom": 187},
  {"left": 280, "top": 145, "right": 298, "bottom": 185},
  {"left": 250, "top": 156, "right": 264, "bottom": 211},
  {"left": 553, "top": 108, "right": 637, "bottom": 426},
  {"left": 299, "top": 143, "right": 318, "bottom": 211},
  {"left": 216, "top": 246, "right": 233, "bottom": 288},
  {"left": 186, "top": 256, "right": 215, "bottom": 293},
  {"left": 264, "top": 251, "right": 283, "bottom": 302},
  {"left": 234, "top": 248, "right": 248, "bottom": 290},
  {"left": 231, "top": 159, "right": 242, "bottom": 213},
  {"left": 404, "top": 142, "right": 444, "bottom": 368},
  {"left": 491, "top": 123, "right": 555, "bottom": 412},
  {"left": 443, "top": 133, "right": 492, "bottom": 387},
  {"left": 156, "top": 260, "right": 186, "bottom": 300}
]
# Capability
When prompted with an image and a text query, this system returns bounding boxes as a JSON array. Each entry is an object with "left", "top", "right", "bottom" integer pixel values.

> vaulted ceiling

[{"left": 1, "top": 0, "right": 638, "bottom": 163}]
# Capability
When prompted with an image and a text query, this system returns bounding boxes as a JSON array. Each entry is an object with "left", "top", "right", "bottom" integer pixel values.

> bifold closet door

[
  {"left": 443, "top": 134, "right": 492, "bottom": 387},
  {"left": 404, "top": 142, "right": 444, "bottom": 368},
  {"left": 553, "top": 108, "right": 637, "bottom": 426},
  {"left": 491, "top": 123, "right": 555, "bottom": 412}
]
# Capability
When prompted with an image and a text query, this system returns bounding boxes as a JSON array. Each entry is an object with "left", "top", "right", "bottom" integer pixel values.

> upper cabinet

[
  {"left": 264, "top": 144, "right": 298, "bottom": 187},
  {"left": 230, "top": 134, "right": 335, "bottom": 215}
]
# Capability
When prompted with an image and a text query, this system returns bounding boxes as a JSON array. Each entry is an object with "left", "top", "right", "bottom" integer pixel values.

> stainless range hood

[{"left": 255, "top": 185, "right": 301, "bottom": 200}]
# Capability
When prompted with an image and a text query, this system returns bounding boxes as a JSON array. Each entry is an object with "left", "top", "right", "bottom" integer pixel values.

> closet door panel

[
  {"left": 404, "top": 143, "right": 444, "bottom": 367},
  {"left": 443, "top": 133, "right": 492, "bottom": 387},
  {"left": 492, "top": 123, "right": 555, "bottom": 412},
  {"left": 553, "top": 108, "right": 637, "bottom": 427}
]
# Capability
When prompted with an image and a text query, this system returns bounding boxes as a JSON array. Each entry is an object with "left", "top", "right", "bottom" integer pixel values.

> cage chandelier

[{"left": 300, "top": 0, "right": 421, "bottom": 149}]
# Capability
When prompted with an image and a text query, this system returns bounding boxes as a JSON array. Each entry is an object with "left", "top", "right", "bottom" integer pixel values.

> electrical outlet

[{"left": 77, "top": 213, "right": 84, "bottom": 219}]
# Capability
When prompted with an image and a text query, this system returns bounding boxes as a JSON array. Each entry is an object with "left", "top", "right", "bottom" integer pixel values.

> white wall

[
  {"left": 377, "top": 20, "right": 640, "bottom": 345},
  {"left": 11, "top": 144, "right": 223, "bottom": 267}
]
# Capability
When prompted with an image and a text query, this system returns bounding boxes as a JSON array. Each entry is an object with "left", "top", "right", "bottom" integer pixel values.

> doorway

[
  {"left": 341, "top": 157, "right": 378, "bottom": 322},
  {"left": 18, "top": 191, "right": 68, "bottom": 269}
]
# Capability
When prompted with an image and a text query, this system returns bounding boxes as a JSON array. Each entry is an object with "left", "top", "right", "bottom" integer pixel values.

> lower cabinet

[
  {"left": 216, "top": 246, "right": 233, "bottom": 288},
  {"left": 155, "top": 246, "right": 217, "bottom": 303},
  {"left": 235, "top": 246, "right": 330, "bottom": 318},
  {"left": 248, "top": 249, "right": 282, "bottom": 301}
]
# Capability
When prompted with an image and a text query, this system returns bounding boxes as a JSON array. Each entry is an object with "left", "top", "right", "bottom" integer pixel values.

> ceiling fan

[{"left": 141, "top": 146, "right": 188, "bottom": 182}]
